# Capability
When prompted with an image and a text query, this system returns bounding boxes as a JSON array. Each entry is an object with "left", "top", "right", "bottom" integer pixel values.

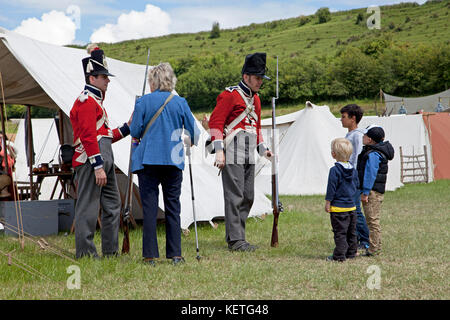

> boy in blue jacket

[
  {"left": 325, "top": 138, "right": 360, "bottom": 262},
  {"left": 357, "top": 126, "right": 394, "bottom": 256}
]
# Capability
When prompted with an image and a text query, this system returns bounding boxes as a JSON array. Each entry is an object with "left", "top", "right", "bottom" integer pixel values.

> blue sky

[{"left": 0, "top": 0, "right": 427, "bottom": 45}]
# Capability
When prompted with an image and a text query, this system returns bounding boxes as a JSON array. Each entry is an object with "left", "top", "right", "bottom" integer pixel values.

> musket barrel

[{"left": 270, "top": 56, "right": 280, "bottom": 248}]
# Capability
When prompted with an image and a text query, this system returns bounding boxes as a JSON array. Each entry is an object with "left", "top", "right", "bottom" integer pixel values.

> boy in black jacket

[
  {"left": 357, "top": 126, "right": 394, "bottom": 256},
  {"left": 325, "top": 138, "right": 360, "bottom": 262}
]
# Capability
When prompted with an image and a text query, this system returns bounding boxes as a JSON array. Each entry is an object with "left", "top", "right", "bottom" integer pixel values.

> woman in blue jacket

[{"left": 130, "top": 62, "right": 200, "bottom": 266}]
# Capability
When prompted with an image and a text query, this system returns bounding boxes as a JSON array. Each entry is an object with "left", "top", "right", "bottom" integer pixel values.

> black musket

[
  {"left": 121, "top": 48, "right": 150, "bottom": 254},
  {"left": 270, "top": 56, "right": 283, "bottom": 248}
]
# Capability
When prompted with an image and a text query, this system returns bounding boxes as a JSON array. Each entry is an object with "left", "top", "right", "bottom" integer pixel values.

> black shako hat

[
  {"left": 241, "top": 52, "right": 270, "bottom": 80},
  {"left": 82, "top": 44, "right": 115, "bottom": 78}
]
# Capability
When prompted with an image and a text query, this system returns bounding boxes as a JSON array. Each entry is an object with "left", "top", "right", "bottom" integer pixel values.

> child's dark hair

[{"left": 340, "top": 104, "right": 364, "bottom": 124}]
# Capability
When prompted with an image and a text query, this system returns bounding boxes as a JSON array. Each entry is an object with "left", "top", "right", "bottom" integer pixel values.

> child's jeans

[{"left": 354, "top": 189, "right": 370, "bottom": 248}]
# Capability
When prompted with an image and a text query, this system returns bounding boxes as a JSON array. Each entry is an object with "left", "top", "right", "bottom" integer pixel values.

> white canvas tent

[
  {"left": 0, "top": 27, "right": 272, "bottom": 229},
  {"left": 257, "top": 102, "right": 433, "bottom": 195}
]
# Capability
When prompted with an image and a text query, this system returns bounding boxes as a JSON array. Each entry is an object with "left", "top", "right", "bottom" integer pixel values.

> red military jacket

[
  {"left": 209, "top": 80, "right": 267, "bottom": 154},
  {"left": 70, "top": 84, "right": 129, "bottom": 169}
]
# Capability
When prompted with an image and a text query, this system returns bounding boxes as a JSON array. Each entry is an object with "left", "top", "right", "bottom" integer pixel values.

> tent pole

[
  {"left": 0, "top": 70, "right": 14, "bottom": 198},
  {"left": 379, "top": 88, "right": 383, "bottom": 116},
  {"left": 58, "top": 109, "right": 64, "bottom": 145},
  {"left": 26, "top": 105, "right": 35, "bottom": 200}
]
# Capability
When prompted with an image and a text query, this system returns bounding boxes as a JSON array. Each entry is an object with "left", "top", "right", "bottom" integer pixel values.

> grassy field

[{"left": 0, "top": 180, "right": 448, "bottom": 300}]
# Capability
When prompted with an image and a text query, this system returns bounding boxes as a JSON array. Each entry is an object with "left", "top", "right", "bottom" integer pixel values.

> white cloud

[
  {"left": 168, "top": 2, "right": 316, "bottom": 34},
  {"left": 13, "top": 10, "right": 77, "bottom": 45},
  {"left": 90, "top": 4, "right": 171, "bottom": 43}
]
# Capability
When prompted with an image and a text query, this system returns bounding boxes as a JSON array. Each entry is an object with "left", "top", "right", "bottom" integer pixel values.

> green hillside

[
  {"left": 70, "top": 1, "right": 450, "bottom": 113},
  {"left": 92, "top": 1, "right": 449, "bottom": 65}
]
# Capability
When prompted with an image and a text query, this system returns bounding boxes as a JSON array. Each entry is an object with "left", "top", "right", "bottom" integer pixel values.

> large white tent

[
  {"left": 0, "top": 28, "right": 272, "bottom": 229},
  {"left": 257, "top": 102, "right": 433, "bottom": 195}
]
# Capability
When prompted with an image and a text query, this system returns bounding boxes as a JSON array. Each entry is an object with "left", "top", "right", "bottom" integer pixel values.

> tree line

[{"left": 172, "top": 38, "right": 450, "bottom": 110}]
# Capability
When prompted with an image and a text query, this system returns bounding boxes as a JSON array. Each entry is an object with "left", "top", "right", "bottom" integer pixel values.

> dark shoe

[
  {"left": 76, "top": 252, "right": 100, "bottom": 260},
  {"left": 362, "top": 250, "right": 373, "bottom": 257},
  {"left": 362, "top": 249, "right": 379, "bottom": 257},
  {"left": 358, "top": 243, "right": 370, "bottom": 250},
  {"left": 103, "top": 252, "right": 119, "bottom": 258},
  {"left": 228, "top": 240, "right": 244, "bottom": 251},
  {"left": 172, "top": 256, "right": 185, "bottom": 266},
  {"left": 326, "top": 255, "right": 344, "bottom": 262},
  {"left": 243, "top": 242, "right": 258, "bottom": 252},
  {"left": 228, "top": 241, "right": 258, "bottom": 252},
  {"left": 143, "top": 258, "right": 156, "bottom": 267}
]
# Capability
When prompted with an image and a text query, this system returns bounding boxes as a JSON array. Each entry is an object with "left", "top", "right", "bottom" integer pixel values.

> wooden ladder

[{"left": 400, "top": 145, "right": 429, "bottom": 184}]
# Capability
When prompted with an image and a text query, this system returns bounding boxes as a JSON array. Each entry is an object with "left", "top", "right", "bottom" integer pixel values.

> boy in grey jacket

[{"left": 340, "top": 104, "right": 370, "bottom": 251}]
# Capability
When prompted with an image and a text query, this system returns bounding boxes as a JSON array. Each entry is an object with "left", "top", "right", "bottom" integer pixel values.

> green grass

[{"left": 0, "top": 180, "right": 449, "bottom": 299}]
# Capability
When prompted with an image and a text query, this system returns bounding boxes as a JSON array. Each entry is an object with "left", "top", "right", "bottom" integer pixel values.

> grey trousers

[
  {"left": 222, "top": 131, "right": 256, "bottom": 244},
  {"left": 74, "top": 138, "right": 121, "bottom": 258}
]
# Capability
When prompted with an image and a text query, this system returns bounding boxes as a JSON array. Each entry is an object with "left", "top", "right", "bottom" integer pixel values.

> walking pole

[{"left": 186, "top": 139, "right": 201, "bottom": 261}]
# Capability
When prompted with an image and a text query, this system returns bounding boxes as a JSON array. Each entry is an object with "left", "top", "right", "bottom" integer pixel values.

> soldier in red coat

[
  {"left": 208, "top": 53, "right": 272, "bottom": 252},
  {"left": 70, "top": 45, "right": 131, "bottom": 259}
]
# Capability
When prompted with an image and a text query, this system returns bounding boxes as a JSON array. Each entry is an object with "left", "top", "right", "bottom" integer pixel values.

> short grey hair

[{"left": 148, "top": 62, "right": 177, "bottom": 92}]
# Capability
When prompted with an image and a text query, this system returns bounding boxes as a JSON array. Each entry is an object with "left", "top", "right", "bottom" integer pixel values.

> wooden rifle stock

[
  {"left": 120, "top": 144, "right": 133, "bottom": 254},
  {"left": 271, "top": 175, "right": 279, "bottom": 247},
  {"left": 121, "top": 220, "right": 130, "bottom": 254}
]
